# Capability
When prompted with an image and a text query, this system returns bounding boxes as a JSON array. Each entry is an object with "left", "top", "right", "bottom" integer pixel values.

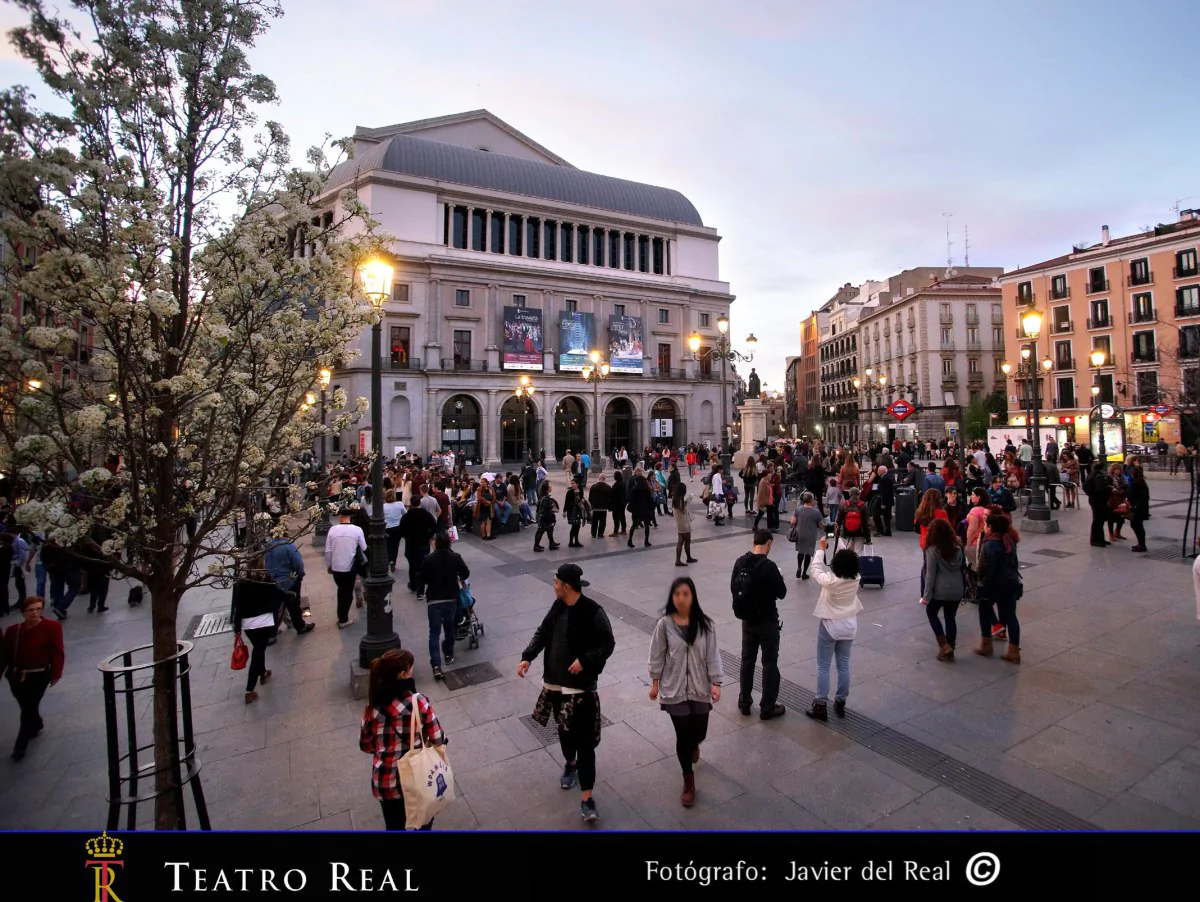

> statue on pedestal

[{"left": 747, "top": 368, "right": 761, "bottom": 400}]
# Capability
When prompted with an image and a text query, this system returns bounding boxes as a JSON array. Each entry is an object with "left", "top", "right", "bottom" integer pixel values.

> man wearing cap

[{"left": 517, "top": 564, "right": 615, "bottom": 823}]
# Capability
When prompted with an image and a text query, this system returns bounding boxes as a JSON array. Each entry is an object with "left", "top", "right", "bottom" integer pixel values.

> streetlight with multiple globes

[
  {"left": 689, "top": 313, "right": 755, "bottom": 475},
  {"left": 1018, "top": 307, "right": 1056, "bottom": 527},
  {"left": 1090, "top": 348, "right": 1109, "bottom": 463},
  {"left": 355, "top": 258, "right": 401, "bottom": 667},
  {"left": 514, "top": 374, "right": 536, "bottom": 461},
  {"left": 580, "top": 350, "right": 609, "bottom": 465}
]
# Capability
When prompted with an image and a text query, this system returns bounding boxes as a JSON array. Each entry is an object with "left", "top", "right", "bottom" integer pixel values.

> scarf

[{"left": 985, "top": 530, "right": 1017, "bottom": 554}]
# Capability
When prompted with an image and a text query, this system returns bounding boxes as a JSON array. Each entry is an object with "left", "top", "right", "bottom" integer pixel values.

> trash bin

[{"left": 894, "top": 486, "right": 916, "bottom": 533}]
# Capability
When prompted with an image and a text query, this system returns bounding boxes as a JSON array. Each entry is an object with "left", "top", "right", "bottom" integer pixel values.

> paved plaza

[{"left": 2, "top": 470, "right": 1199, "bottom": 831}]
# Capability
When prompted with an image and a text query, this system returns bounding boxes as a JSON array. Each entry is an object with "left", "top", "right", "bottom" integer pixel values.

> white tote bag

[{"left": 396, "top": 695, "right": 456, "bottom": 828}]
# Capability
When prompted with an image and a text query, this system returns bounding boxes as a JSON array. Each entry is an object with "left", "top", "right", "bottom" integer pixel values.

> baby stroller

[{"left": 455, "top": 580, "right": 485, "bottom": 650}]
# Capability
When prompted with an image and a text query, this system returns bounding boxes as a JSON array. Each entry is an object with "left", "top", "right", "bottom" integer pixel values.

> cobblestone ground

[{"left": 2, "top": 469, "right": 1198, "bottom": 830}]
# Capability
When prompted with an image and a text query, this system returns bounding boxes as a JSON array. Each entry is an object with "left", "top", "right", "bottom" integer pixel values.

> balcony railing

[
  {"left": 940, "top": 341, "right": 956, "bottom": 351},
  {"left": 388, "top": 356, "right": 423, "bottom": 371},
  {"left": 966, "top": 312, "right": 979, "bottom": 325},
  {"left": 1181, "top": 344, "right": 1200, "bottom": 360},
  {"left": 1129, "top": 309, "right": 1158, "bottom": 324},
  {"left": 966, "top": 340, "right": 982, "bottom": 352},
  {"left": 1052, "top": 319, "right": 1074, "bottom": 334},
  {"left": 992, "top": 311, "right": 1005, "bottom": 325},
  {"left": 967, "top": 371, "right": 984, "bottom": 383},
  {"left": 441, "top": 358, "right": 489, "bottom": 372},
  {"left": 893, "top": 322, "right": 902, "bottom": 334},
  {"left": 1173, "top": 265, "right": 1199, "bottom": 279},
  {"left": 1053, "top": 357, "right": 1075, "bottom": 371},
  {"left": 651, "top": 367, "right": 687, "bottom": 380},
  {"left": 1053, "top": 397, "right": 1077, "bottom": 410},
  {"left": 1016, "top": 290, "right": 1035, "bottom": 305},
  {"left": 1131, "top": 349, "right": 1158, "bottom": 364},
  {"left": 1127, "top": 272, "right": 1154, "bottom": 287},
  {"left": 1087, "top": 279, "right": 1110, "bottom": 295},
  {"left": 1135, "top": 393, "right": 1160, "bottom": 407},
  {"left": 939, "top": 312, "right": 954, "bottom": 324},
  {"left": 941, "top": 372, "right": 958, "bottom": 383},
  {"left": 1050, "top": 286, "right": 1071, "bottom": 300},
  {"left": 1087, "top": 315, "right": 1111, "bottom": 329},
  {"left": 1177, "top": 305, "right": 1200, "bottom": 319}
]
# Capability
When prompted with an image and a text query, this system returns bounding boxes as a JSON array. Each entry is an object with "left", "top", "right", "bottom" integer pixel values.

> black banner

[{"left": 32, "top": 830, "right": 1193, "bottom": 898}]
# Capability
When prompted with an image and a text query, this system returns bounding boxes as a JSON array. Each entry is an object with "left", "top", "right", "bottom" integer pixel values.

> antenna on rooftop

[
  {"left": 963, "top": 225, "right": 970, "bottom": 266},
  {"left": 943, "top": 212, "right": 956, "bottom": 277}
]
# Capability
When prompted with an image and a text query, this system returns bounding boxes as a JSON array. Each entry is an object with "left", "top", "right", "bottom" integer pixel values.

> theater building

[{"left": 318, "top": 110, "right": 735, "bottom": 466}]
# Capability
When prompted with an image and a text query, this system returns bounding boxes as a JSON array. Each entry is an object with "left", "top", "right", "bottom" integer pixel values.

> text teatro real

[{"left": 164, "top": 863, "right": 419, "bottom": 892}]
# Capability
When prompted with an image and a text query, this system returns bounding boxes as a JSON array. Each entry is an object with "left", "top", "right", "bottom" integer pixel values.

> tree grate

[
  {"left": 1033, "top": 548, "right": 1075, "bottom": 558},
  {"left": 441, "top": 662, "right": 502, "bottom": 691},
  {"left": 519, "top": 713, "right": 612, "bottom": 747},
  {"left": 181, "top": 612, "right": 233, "bottom": 640}
]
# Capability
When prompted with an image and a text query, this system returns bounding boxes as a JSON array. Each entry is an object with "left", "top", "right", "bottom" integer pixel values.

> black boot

[{"left": 804, "top": 700, "right": 828, "bottom": 722}]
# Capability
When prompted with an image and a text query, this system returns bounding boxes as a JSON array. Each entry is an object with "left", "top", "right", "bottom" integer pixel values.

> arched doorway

[
  {"left": 553, "top": 396, "right": 586, "bottom": 460},
  {"left": 605, "top": 397, "right": 635, "bottom": 458},
  {"left": 500, "top": 395, "right": 537, "bottom": 463},
  {"left": 441, "top": 395, "right": 480, "bottom": 462},
  {"left": 650, "top": 398, "right": 679, "bottom": 449}
]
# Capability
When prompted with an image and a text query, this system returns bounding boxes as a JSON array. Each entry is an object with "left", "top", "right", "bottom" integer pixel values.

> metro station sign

[
  {"left": 887, "top": 399, "right": 916, "bottom": 421},
  {"left": 1152, "top": 404, "right": 1171, "bottom": 416}
]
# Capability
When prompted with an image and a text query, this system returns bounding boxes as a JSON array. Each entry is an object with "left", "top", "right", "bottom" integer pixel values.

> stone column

[
  {"left": 425, "top": 279, "right": 442, "bottom": 369},
  {"left": 542, "top": 393, "right": 555, "bottom": 460},
  {"left": 503, "top": 213, "right": 511, "bottom": 254},
  {"left": 484, "top": 389, "right": 500, "bottom": 466},
  {"left": 485, "top": 282, "right": 500, "bottom": 371},
  {"left": 426, "top": 389, "right": 440, "bottom": 456},
  {"left": 484, "top": 209, "right": 493, "bottom": 253}
]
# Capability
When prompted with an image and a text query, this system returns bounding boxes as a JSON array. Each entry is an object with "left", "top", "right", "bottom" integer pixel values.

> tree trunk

[{"left": 151, "top": 572, "right": 184, "bottom": 830}]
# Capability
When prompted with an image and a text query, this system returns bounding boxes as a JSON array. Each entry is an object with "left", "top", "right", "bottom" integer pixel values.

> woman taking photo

[
  {"left": 647, "top": 577, "right": 722, "bottom": 808},
  {"left": 671, "top": 482, "right": 698, "bottom": 567},
  {"left": 920, "top": 518, "right": 965, "bottom": 662},
  {"left": 804, "top": 538, "right": 863, "bottom": 721},
  {"left": 359, "top": 648, "right": 446, "bottom": 830},
  {"left": 975, "top": 511, "right": 1023, "bottom": 664}
]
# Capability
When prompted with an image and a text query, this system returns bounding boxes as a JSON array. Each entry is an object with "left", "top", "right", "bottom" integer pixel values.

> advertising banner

[
  {"left": 608, "top": 315, "right": 644, "bottom": 374},
  {"left": 502, "top": 306, "right": 544, "bottom": 371},
  {"left": 558, "top": 311, "right": 596, "bottom": 372}
]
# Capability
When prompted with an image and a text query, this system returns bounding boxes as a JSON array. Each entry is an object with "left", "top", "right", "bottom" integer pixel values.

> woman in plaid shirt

[{"left": 359, "top": 649, "right": 445, "bottom": 830}]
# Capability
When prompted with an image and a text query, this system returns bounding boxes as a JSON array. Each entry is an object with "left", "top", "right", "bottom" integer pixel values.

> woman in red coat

[{"left": 0, "top": 595, "right": 65, "bottom": 761}]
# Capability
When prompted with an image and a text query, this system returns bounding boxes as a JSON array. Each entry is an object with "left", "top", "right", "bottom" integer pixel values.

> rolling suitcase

[{"left": 858, "top": 543, "right": 885, "bottom": 588}]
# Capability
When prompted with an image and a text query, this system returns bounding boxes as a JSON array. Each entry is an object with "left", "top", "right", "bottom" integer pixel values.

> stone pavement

[{"left": 1, "top": 470, "right": 1198, "bottom": 831}]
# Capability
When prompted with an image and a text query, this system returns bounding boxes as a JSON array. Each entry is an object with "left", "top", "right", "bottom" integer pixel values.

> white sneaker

[{"left": 337, "top": 619, "right": 354, "bottom": 629}]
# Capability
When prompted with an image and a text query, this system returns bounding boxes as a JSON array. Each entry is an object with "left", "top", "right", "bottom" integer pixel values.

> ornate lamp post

[
  {"left": 1090, "top": 348, "right": 1108, "bottom": 463},
  {"left": 312, "top": 367, "right": 334, "bottom": 546},
  {"left": 356, "top": 259, "right": 401, "bottom": 667},
  {"left": 1016, "top": 307, "right": 1056, "bottom": 527},
  {"left": 690, "top": 314, "right": 755, "bottom": 475},
  {"left": 581, "top": 350, "right": 609, "bottom": 464},
  {"left": 515, "top": 374, "right": 536, "bottom": 461}
]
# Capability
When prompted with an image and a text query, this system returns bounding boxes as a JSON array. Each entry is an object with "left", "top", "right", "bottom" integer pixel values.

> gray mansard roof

[{"left": 325, "top": 133, "right": 704, "bottom": 227}]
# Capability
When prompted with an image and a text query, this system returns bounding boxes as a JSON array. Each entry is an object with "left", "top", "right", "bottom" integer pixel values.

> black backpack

[{"left": 730, "top": 555, "right": 765, "bottom": 620}]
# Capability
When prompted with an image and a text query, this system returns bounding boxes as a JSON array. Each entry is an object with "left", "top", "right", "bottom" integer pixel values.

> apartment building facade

[
  {"left": 784, "top": 355, "right": 800, "bottom": 433},
  {"left": 999, "top": 212, "right": 1200, "bottom": 452}
]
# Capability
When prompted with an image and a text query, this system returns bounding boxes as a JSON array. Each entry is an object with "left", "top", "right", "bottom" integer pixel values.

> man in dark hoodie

[
  {"left": 607, "top": 470, "right": 628, "bottom": 537},
  {"left": 732, "top": 529, "right": 788, "bottom": 720},
  {"left": 517, "top": 564, "right": 615, "bottom": 823}
]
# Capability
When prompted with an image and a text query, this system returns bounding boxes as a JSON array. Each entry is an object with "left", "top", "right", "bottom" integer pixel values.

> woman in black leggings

[
  {"left": 231, "top": 558, "right": 288, "bottom": 704},
  {"left": 647, "top": 577, "right": 722, "bottom": 808}
]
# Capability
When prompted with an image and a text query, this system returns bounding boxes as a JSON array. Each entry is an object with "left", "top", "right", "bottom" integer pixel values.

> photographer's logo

[
  {"left": 85, "top": 832, "right": 125, "bottom": 902},
  {"left": 965, "top": 852, "right": 999, "bottom": 886}
]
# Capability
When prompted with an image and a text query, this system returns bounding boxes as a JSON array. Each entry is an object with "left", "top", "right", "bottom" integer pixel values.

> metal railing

[
  {"left": 1129, "top": 310, "right": 1157, "bottom": 324},
  {"left": 966, "top": 312, "right": 979, "bottom": 325},
  {"left": 1052, "top": 320, "right": 1074, "bottom": 334},
  {"left": 1173, "top": 265, "right": 1199, "bottom": 279},
  {"left": 1086, "top": 279, "right": 1110, "bottom": 295},
  {"left": 1054, "top": 357, "right": 1075, "bottom": 371},
  {"left": 441, "top": 358, "right": 489, "bottom": 372},
  {"left": 1176, "top": 305, "right": 1200, "bottom": 319},
  {"left": 1050, "top": 286, "right": 1071, "bottom": 300},
  {"left": 1087, "top": 315, "right": 1111, "bottom": 329},
  {"left": 388, "top": 356, "right": 422, "bottom": 371},
  {"left": 1127, "top": 272, "right": 1154, "bottom": 287},
  {"left": 1131, "top": 349, "right": 1158, "bottom": 364}
]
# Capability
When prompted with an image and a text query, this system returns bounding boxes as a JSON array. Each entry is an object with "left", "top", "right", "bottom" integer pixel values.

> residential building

[
  {"left": 999, "top": 212, "right": 1200, "bottom": 450},
  {"left": 818, "top": 285, "right": 877, "bottom": 444},
  {"left": 763, "top": 392, "right": 788, "bottom": 438},
  {"left": 799, "top": 305, "right": 832, "bottom": 437},
  {"left": 784, "top": 355, "right": 800, "bottom": 434},
  {"left": 856, "top": 270, "right": 1005, "bottom": 443},
  {"left": 317, "top": 110, "right": 735, "bottom": 465}
]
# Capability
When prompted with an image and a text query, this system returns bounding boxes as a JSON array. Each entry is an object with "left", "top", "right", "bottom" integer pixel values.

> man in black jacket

[
  {"left": 732, "top": 529, "right": 788, "bottom": 720},
  {"left": 397, "top": 496, "right": 437, "bottom": 597},
  {"left": 420, "top": 531, "right": 470, "bottom": 680},
  {"left": 607, "top": 471, "right": 627, "bottom": 537},
  {"left": 587, "top": 475, "right": 611, "bottom": 539},
  {"left": 871, "top": 465, "right": 895, "bottom": 536},
  {"left": 517, "top": 564, "right": 615, "bottom": 823}
]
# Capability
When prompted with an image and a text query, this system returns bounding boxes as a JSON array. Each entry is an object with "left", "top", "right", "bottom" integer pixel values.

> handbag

[
  {"left": 396, "top": 694, "right": 455, "bottom": 829},
  {"left": 230, "top": 632, "right": 249, "bottom": 670},
  {"left": 447, "top": 526, "right": 459, "bottom": 543},
  {"left": 353, "top": 545, "right": 368, "bottom": 577}
]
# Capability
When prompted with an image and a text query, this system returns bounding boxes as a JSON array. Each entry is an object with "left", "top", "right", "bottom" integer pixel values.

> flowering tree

[{"left": 0, "top": 0, "right": 381, "bottom": 827}]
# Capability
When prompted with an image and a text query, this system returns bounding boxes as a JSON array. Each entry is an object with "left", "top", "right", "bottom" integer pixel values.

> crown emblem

[{"left": 85, "top": 832, "right": 123, "bottom": 859}]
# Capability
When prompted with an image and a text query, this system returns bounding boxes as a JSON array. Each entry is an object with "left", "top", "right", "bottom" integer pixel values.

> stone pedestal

[
  {"left": 732, "top": 398, "right": 767, "bottom": 471},
  {"left": 1020, "top": 516, "right": 1061, "bottom": 534},
  {"left": 349, "top": 659, "right": 370, "bottom": 700}
]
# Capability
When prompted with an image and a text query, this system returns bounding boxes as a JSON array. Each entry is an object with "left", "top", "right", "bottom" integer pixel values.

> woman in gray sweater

[
  {"left": 790, "top": 491, "right": 826, "bottom": 579},
  {"left": 648, "top": 577, "right": 723, "bottom": 808},
  {"left": 920, "top": 518, "right": 965, "bottom": 662}
]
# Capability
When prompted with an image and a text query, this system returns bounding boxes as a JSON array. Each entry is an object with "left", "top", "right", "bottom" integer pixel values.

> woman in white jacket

[{"left": 804, "top": 536, "right": 864, "bottom": 722}]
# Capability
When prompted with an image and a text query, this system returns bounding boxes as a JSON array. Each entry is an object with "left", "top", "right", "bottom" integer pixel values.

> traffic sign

[
  {"left": 887, "top": 399, "right": 916, "bottom": 422},
  {"left": 1152, "top": 404, "right": 1171, "bottom": 416}
]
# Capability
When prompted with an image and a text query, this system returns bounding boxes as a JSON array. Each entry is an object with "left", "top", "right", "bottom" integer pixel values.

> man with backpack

[
  {"left": 836, "top": 487, "right": 871, "bottom": 553},
  {"left": 732, "top": 528, "right": 788, "bottom": 720}
]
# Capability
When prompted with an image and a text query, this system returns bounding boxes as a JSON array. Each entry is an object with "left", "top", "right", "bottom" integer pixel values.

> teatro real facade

[{"left": 319, "top": 110, "right": 735, "bottom": 467}]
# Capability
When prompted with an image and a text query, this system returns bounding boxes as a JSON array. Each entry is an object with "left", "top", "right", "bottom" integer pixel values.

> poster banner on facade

[
  {"left": 608, "top": 315, "right": 644, "bottom": 374},
  {"left": 558, "top": 311, "right": 596, "bottom": 372},
  {"left": 502, "top": 306, "right": 544, "bottom": 371}
]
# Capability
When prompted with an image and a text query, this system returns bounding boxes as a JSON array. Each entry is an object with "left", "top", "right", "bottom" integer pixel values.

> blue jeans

[
  {"left": 427, "top": 600, "right": 457, "bottom": 668},
  {"left": 50, "top": 571, "right": 80, "bottom": 613},
  {"left": 815, "top": 621, "right": 852, "bottom": 703},
  {"left": 35, "top": 561, "right": 46, "bottom": 597}
]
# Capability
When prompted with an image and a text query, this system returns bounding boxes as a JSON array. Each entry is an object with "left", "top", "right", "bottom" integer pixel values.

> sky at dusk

[{"left": 2, "top": 0, "right": 1198, "bottom": 386}]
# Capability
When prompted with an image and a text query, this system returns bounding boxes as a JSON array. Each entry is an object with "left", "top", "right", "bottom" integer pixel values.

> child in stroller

[{"left": 455, "top": 579, "right": 485, "bottom": 650}]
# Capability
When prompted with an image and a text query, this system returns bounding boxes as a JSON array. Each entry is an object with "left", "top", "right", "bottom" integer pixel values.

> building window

[
  {"left": 1057, "top": 378, "right": 1076, "bottom": 408},
  {"left": 658, "top": 308, "right": 670, "bottom": 324},
  {"left": 1051, "top": 305, "right": 1071, "bottom": 334},
  {"left": 942, "top": 358, "right": 953, "bottom": 375},
  {"left": 967, "top": 327, "right": 979, "bottom": 343},
  {"left": 565, "top": 298, "right": 577, "bottom": 314},
  {"left": 526, "top": 217, "right": 541, "bottom": 258},
  {"left": 637, "top": 235, "right": 649, "bottom": 273},
  {"left": 613, "top": 303, "right": 625, "bottom": 317},
  {"left": 393, "top": 283, "right": 411, "bottom": 304},
  {"left": 455, "top": 289, "right": 470, "bottom": 307},
  {"left": 698, "top": 346, "right": 713, "bottom": 377},
  {"left": 1137, "top": 371, "right": 1159, "bottom": 405},
  {"left": 470, "top": 208, "right": 486, "bottom": 251},
  {"left": 623, "top": 233, "right": 635, "bottom": 271},
  {"left": 451, "top": 205, "right": 467, "bottom": 249},
  {"left": 699, "top": 313, "right": 710, "bottom": 327},
  {"left": 508, "top": 214, "right": 523, "bottom": 255},
  {"left": 940, "top": 303, "right": 952, "bottom": 319},
  {"left": 543, "top": 221, "right": 558, "bottom": 260},
  {"left": 940, "top": 328, "right": 952, "bottom": 345},
  {"left": 594, "top": 229, "right": 606, "bottom": 267},
  {"left": 652, "top": 238, "right": 664, "bottom": 275},
  {"left": 577, "top": 225, "right": 589, "bottom": 265},
  {"left": 1186, "top": 368, "right": 1200, "bottom": 403},
  {"left": 1089, "top": 299, "right": 1109, "bottom": 328},
  {"left": 489, "top": 211, "right": 504, "bottom": 253},
  {"left": 1088, "top": 266, "right": 1108, "bottom": 293},
  {"left": 1016, "top": 281, "right": 1033, "bottom": 303},
  {"left": 1177, "top": 285, "right": 1200, "bottom": 316},
  {"left": 968, "top": 357, "right": 979, "bottom": 373},
  {"left": 512, "top": 294, "right": 526, "bottom": 308},
  {"left": 657, "top": 342, "right": 672, "bottom": 373},
  {"left": 992, "top": 327, "right": 1003, "bottom": 345},
  {"left": 1132, "top": 330, "right": 1156, "bottom": 363},
  {"left": 452, "top": 330, "right": 472, "bottom": 369},
  {"left": 390, "top": 326, "right": 411, "bottom": 368},
  {"left": 1051, "top": 274, "right": 1068, "bottom": 299},
  {"left": 1054, "top": 340, "right": 1073, "bottom": 369},
  {"left": 1130, "top": 257, "right": 1151, "bottom": 286},
  {"left": 1092, "top": 335, "right": 1112, "bottom": 361},
  {"left": 966, "top": 303, "right": 976, "bottom": 318},
  {"left": 1180, "top": 324, "right": 1200, "bottom": 359},
  {"left": 994, "top": 357, "right": 1006, "bottom": 374},
  {"left": 1131, "top": 292, "right": 1154, "bottom": 322},
  {"left": 561, "top": 223, "right": 573, "bottom": 263},
  {"left": 1176, "top": 248, "right": 1198, "bottom": 279},
  {"left": 608, "top": 231, "right": 620, "bottom": 269}
]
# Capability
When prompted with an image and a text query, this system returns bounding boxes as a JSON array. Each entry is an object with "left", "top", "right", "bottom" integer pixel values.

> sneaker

[
  {"left": 337, "top": 619, "right": 352, "bottom": 629},
  {"left": 560, "top": 761, "right": 579, "bottom": 790},
  {"left": 580, "top": 798, "right": 599, "bottom": 822},
  {"left": 52, "top": 607, "right": 67, "bottom": 620},
  {"left": 991, "top": 624, "right": 1007, "bottom": 640},
  {"left": 444, "top": 655, "right": 455, "bottom": 665},
  {"left": 432, "top": 667, "right": 444, "bottom": 681}
]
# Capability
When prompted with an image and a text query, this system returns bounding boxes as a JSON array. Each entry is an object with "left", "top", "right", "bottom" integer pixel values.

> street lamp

[
  {"left": 313, "top": 366, "right": 334, "bottom": 547},
  {"left": 515, "top": 374, "right": 536, "bottom": 461},
  {"left": 690, "top": 314, "right": 754, "bottom": 475},
  {"left": 1090, "top": 348, "right": 1108, "bottom": 463},
  {"left": 356, "top": 258, "right": 400, "bottom": 667},
  {"left": 1019, "top": 307, "right": 1055, "bottom": 527},
  {"left": 581, "top": 350, "right": 609, "bottom": 465}
]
